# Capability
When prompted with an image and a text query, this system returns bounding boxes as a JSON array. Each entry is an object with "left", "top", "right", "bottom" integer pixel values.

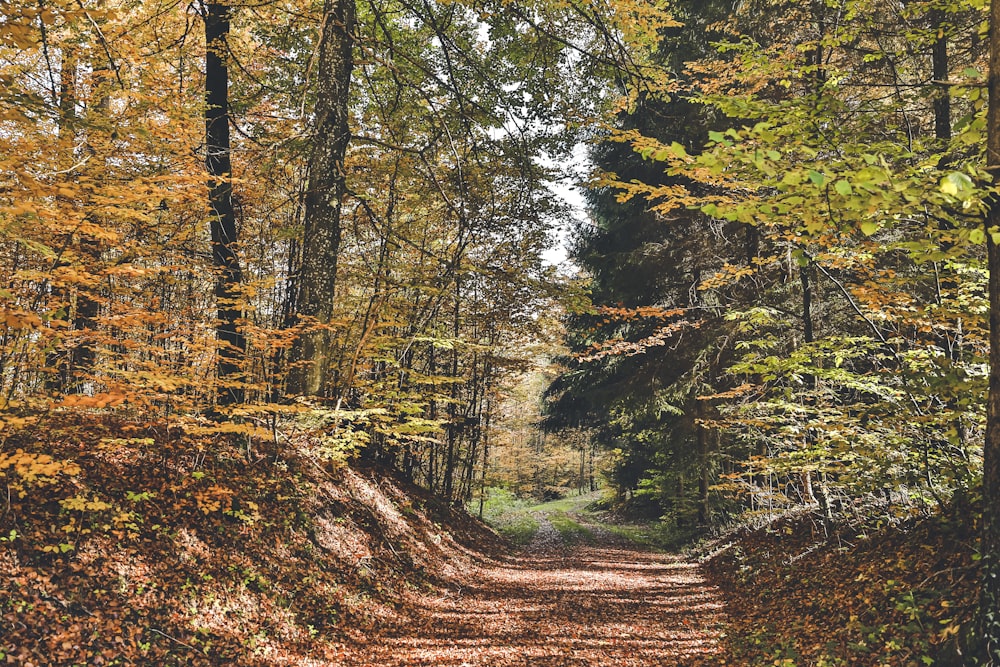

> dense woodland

[{"left": 6, "top": 0, "right": 1000, "bottom": 662}]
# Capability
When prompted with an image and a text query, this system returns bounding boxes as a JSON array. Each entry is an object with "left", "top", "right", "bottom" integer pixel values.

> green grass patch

[
  {"left": 472, "top": 487, "right": 540, "bottom": 545},
  {"left": 547, "top": 511, "right": 594, "bottom": 544},
  {"left": 528, "top": 491, "right": 603, "bottom": 514},
  {"left": 604, "top": 521, "right": 701, "bottom": 551},
  {"left": 498, "top": 514, "right": 540, "bottom": 545}
]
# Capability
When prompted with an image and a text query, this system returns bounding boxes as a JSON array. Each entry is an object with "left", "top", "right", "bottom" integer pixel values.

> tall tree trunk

[
  {"left": 46, "top": 50, "right": 79, "bottom": 394},
  {"left": 426, "top": 345, "right": 437, "bottom": 492},
  {"left": 804, "top": 3, "right": 832, "bottom": 521},
  {"left": 443, "top": 275, "right": 461, "bottom": 501},
  {"left": 800, "top": 263, "right": 832, "bottom": 520},
  {"left": 477, "top": 400, "right": 490, "bottom": 519},
  {"left": 697, "top": 401, "right": 711, "bottom": 526},
  {"left": 205, "top": 0, "right": 245, "bottom": 405},
  {"left": 675, "top": 472, "right": 685, "bottom": 528},
  {"left": 48, "top": 48, "right": 103, "bottom": 394},
  {"left": 977, "top": 1, "right": 1000, "bottom": 659},
  {"left": 72, "top": 58, "right": 108, "bottom": 392},
  {"left": 288, "top": 0, "right": 355, "bottom": 397},
  {"left": 587, "top": 436, "right": 597, "bottom": 491},
  {"left": 931, "top": 8, "right": 951, "bottom": 143}
]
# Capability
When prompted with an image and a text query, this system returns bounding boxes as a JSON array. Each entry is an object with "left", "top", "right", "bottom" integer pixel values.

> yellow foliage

[
  {"left": 194, "top": 484, "right": 235, "bottom": 515},
  {"left": 59, "top": 495, "right": 113, "bottom": 512},
  {"left": 183, "top": 422, "right": 272, "bottom": 440},
  {"left": 0, "top": 449, "right": 81, "bottom": 489}
]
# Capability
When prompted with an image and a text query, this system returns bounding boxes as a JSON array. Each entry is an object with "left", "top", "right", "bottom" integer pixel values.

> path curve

[{"left": 358, "top": 518, "right": 728, "bottom": 666}]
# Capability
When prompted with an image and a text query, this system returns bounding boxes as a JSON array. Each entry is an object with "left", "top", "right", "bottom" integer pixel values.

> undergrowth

[
  {"left": 473, "top": 487, "right": 539, "bottom": 545},
  {"left": 1, "top": 414, "right": 501, "bottom": 665},
  {"left": 704, "top": 505, "right": 979, "bottom": 666},
  {"left": 603, "top": 521, "right": 702, "bottom": 552},
  {"left": 547, "top": 512, "right": 594, "bottom": 543}
]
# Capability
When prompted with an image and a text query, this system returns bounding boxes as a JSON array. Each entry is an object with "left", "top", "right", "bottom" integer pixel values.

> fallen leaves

[
  {"left": 0, "top": 412, "right": 737, "bottom": 666},
  {"left": 349, "top": 513, "right": 729, "bottom": 667},
  {"left": 703, "top": 508, "right": 979, "bottom": 665}
]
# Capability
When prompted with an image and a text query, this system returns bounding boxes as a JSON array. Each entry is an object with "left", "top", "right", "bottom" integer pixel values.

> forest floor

[
  {"left": 2, "top": 417, "right": 728, "bottom": 666},
  {"left": 350, "top": 496, "right": 728, "bottom": 666},
  {"left": 0, "top": 416, "right": 982, "bottom": 666}
]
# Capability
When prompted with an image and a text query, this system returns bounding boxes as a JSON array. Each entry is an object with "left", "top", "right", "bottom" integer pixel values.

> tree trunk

[
  {"left": 205, "top": 0, "right": 245, "bottom": 405},
  {"left": 72, "top": 58, "right": 106, "bottom": 392},
  {"left": 46, "top": 50, "right": 79, "bottom": 394},
  {"left": 589, "top": 440, "right": 597, "bottom": 492},
  {"left": 801, "top": 263, "right": 833, "bottom": 520},
  {"left": 477, "top": 399, "right": 491, "bottom": 519},
  {"left": 427, "top": 346, "right": 437, "bottom": 492},
  {"left": 697, "top": 401, "right": 711, "bottom": 526},
  {"left": 288, "top": 0, "right": 355, "bottom": 397},
  {"left": 676, "top": 472, "right": 685, "bottom": 528},
  {"left": 931, "top": 8, "right": 950, "bottom": 143},
  {"left": 444, "top": 273, "right": 462, "bottom": 501},
  {"left": 977, "top": 1, "right": 1000, "bottom": 659}
]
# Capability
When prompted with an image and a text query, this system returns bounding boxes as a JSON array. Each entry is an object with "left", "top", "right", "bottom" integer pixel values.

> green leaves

[
  {"left": 939, "top": 171, "right": 975, "bottom": 200},
  {"left": 834, "top": 180, "right": 853, "bottom": 197},
  {"left": 859, "top": 221, "right": 879, "bottom": 237}
]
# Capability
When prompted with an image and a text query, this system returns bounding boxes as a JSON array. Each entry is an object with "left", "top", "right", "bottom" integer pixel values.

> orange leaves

[
  {"left": 192, "top": 484, "right": 235, "bottom": 515},
  {"left": 1, "top": 308, "right": 43, "bottom": 329},
  {"left": 0, "top": 449, "right": 81, "bottom": 496},
  {"left": 577, "top": 319, "right": 700, "bottom": 362},
  {"left": 699, "top": 262, "right": 759, "bottom": 290},
  {"left": 575, "top": 306, "right": 698, "bottom": 362},
  {"left": 182, "top": 421, "right": 272, "bottom": 440},
  {"left": 59, "top": 494, "right": 113, "bottom": 512},
  {"left": 699, "top": 383, "right": 755, "bottom": 401},
  {"left": 57, "top": 392, "right": 128, "bottom": 409},
  {"left": 595, "top": 305, "right": 685, "bottom": 322}
]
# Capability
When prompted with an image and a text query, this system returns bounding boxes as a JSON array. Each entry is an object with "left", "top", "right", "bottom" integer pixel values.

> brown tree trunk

[
  {"left": 46, "top": 50, "right": 79, "bottom": 394},
  {"left": 444, "top": 276, "right": 461, "bottom": 501},
  {"left": 477, "top": 399, "right": 492, "bottom": 519},
  {"left": 800, "top": 263, "right": 832, "bottom": 520},
  {"left": 697, "top": 401, "right": 711, "bottom": 526},
  {"left": 931, "top": 8, "right": 951, "bottom": 143},
  {"left": 205, "top": 0, "right": 245, "bottom": 405},
  {"left": 72, "top": 59, "right": 106, "bottom": 393},
  {"left": 675, "top": 472, "right": 685, "bottom": 528},
  {"left": 288, "top": 0, "right": 355, "bottom": 397},
  {"left": 978, "top": 0, "right": 1000, "bottom": 659}
]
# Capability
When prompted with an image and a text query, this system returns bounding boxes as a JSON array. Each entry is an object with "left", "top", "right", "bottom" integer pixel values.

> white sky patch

[{"left": 542, "top": 142, "right": 590, "bottom": 271}]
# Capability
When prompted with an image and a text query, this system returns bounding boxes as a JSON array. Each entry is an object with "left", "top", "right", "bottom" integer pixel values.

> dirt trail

[{"left": 354, "top": 511, "right": 729, "bottom": 666}]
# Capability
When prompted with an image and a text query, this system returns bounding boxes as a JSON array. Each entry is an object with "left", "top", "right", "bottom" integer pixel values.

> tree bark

[
  {"left": 444, "top": 275, "right": 461, "bottom": 501},
  {"left": 46, "top": 50, "right": 79, "bottom": 394},
  {"left": 478, "top": 403, "right": 490, "bottom": 519},
  {"left": 978, "top": 0, "right": 1000, "bottom": 660},
  {"left": 205, "top": 0, "right": 245, "bottom": 405},
  {"left": 697, "top": 401, "right": 711, "bottom": 526},
  {"left": 288, "top": 0, "right": 355, "bottom": 397},
  {"left": 931, "top": 9, "right": 951, "bottom": 142}
]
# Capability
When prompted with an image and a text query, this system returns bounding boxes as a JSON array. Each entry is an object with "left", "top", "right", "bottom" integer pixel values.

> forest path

[{"left": 355, "top": 500, "right": 729, "bottom": 666}]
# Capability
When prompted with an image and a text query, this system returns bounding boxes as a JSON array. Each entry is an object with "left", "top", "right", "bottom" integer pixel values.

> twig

[
  {"left": 916, "top": 564, "right": 976, "bottom": 590},
  {"left": 797, "top": 246, "right": 926, "bottom": 417},
  {"left": 150, "top": 628, "right": 199, "bottom": 652},
  {"left": 74, "top": 0, "right": 125, "bottom": 90}
]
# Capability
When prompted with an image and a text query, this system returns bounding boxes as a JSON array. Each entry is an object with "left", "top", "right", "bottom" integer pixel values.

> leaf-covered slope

[
  {"left": 704, "top": 507, "right": 979, "bottom": 666},
  {"left": 1, "top": 415, "right": 501, "bottom": 665}
]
